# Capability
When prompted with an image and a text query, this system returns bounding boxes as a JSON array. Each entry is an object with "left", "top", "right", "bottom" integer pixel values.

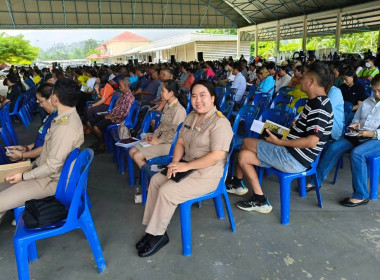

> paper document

[{"left": 250, "top": 120, "right": 265, "bottom": 133}]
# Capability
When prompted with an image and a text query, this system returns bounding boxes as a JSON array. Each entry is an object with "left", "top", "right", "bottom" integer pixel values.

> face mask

[
  {"left": 224, "top": 68, "right": 228, "bottom": 71},
  {"left": 256, "top": 63, "right": 262, "bottom": 67},
  {"left": 365, "top": 62, "right": 371, "bottom": 68},
  {"left": 295, "top": 62, "right": 302, "bottom": 67}
]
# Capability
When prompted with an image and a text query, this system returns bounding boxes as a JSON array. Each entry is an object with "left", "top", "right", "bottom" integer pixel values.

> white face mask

[
  {"left": 365, "top": 62, "right": 371, "bottom": 68},
  {"left": 256, "top": 62, "right": 262, "bottom": 67},
  {"left": 295, "top": 62, "right": 302, "bottom": 67}
]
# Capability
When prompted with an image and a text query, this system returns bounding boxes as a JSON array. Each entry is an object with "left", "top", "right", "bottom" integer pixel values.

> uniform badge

[
  {"left": 57, "top": 116, "right": 69, "bottom": 124},
  {"left": 194, "top": 126, "right": 202, "bottom": 132},
  {"left": 217, "top": 111, "right": 226, "bottom": 118}
]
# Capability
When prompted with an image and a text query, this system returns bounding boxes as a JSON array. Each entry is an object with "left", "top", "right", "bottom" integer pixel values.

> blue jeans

[{"left": 311, "top": 137, "right": 380, "bottom": 199}]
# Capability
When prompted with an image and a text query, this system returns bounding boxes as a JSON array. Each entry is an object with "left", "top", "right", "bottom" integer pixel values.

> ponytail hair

[{"left": 163, "top": 79, "right": 187, "bottom": 109}]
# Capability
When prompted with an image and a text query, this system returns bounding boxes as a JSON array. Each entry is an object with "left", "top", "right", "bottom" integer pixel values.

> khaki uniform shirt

[
  {"left": 180, "top": 106, "right": 233, "bottom": 178},
  {"left": 23, "top": 108, "right": 84, "bottom": 182},
  {"left": 153, "top": 98, "right": 187, "bottom": 144}
]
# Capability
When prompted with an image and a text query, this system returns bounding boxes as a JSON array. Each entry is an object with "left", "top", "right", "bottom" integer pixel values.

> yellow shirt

[
  {"left": 78, "top": 75, "right": 89, "bottom": 86},
  {"left": 33, "top": 75, "right": 41, "bottom": 84},
  {"left": 289, "top": 84, "right": 308, "bottom": 110}
]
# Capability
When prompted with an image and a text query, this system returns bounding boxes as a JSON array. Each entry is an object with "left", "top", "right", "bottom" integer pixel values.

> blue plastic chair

[
  {"left": 9, "top": 95, "right": 24, "bottom": 120},
  {"left": 0, "top": 103, "right": 18, "bottom": 146},
  {"left": 220, "top": 88, "right": 237, "bottom": 106},
  {"left": 228, "top": 105, "right": 260, "bottom": 180},
  {"left": 260, "top": 108, "right": 290, "bottom": 127},
  {"left": 179, "top": 141, "right": 235, "bottom": 256},
  {"left": 104, "top": 100, "right": 141, "bottom": 155},
  {"left": 364, "top": 85, "right": 373, "bottom": 98},
  {"left": 216, "top": 87, "right": 225, "bottom": 107},
  {"left": 271, "top": 94, "right": 293, "bottom": 113},
  {"left": 369, "top": 155, "right": 380, "bottom": 200},
  {"left": 358, "top": 78, "right": 371, "bottom": 86},
  {"left": 332, "top": 101, "right": 354, "bottom": 185},
  {"left": 19, "top": 107, "right": 31, "bottom": 129},
  {"left": 258, "top": 154, "right": 322, "bottom": 225},
  {"left": 117, "top": 110, "right": 162, "bottom": 187},
  {"left": 277, "top": 86, "right": 294, "bottom": 95},
  {"left": 13, "top": 148, "right": 106, "bottom": 280},
  {"left": 140, "top": 123, "right": 183, "bottom": 205},
  {"left": 115, "top": 105, "right": 153, "bottom": 174},
  {"left": 185, "top": 91, "right": 192, "bottom": 114},
  {"left": 288, "top": 98, "right": 308, "bottom": 126},
  {"left": 220, "top": 100, "right": 235, "bottom": 120}
]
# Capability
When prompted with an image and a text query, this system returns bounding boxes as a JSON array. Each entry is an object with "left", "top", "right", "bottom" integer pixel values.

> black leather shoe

[
  {"left": 136, "top": 233, "right": 153, "bottom": 250},
  {"left": 138, "top": 232, "right": 169, "bottom": 257},
  {"left": 340, "top": 198, "right": 369, "bottom": 207}
]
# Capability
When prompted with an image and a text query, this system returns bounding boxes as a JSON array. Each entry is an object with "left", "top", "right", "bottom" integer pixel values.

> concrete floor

[{"left": 1, "top": 116, "right": 380, "bottom": 280}]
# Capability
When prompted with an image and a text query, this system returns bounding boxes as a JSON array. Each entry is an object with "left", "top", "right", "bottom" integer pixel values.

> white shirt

[
  {"left": 227, "top": 71, "right": 235, "bottom": 82},
  {"left": 109, "top": 73, "right": 115, "bottom": 81},
  {"left": 275, "top": 74, "right": 291, "bottom": 92},
  {"left": 231, "top": 72, "right": 247, "bottom": 102},
  {"left": 352, "top": 97, "right": 380, "bottom": 139},
  {"left": 248, "top": 69, "right": 257, "bottom": 82}
]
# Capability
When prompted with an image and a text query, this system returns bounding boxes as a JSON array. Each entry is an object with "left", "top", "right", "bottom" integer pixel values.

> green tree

[
  {"left": 83, "top": 39, "right": 100, "bottom": 55},
  {"left": 0, "top": 33, "right": 39, "bottom": 64}
]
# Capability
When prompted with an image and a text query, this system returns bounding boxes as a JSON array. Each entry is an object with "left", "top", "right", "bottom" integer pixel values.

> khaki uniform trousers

[
  {"left": 143, "top": 173, "right": 220, "bottom": 236},
  {"left": 0, "top": 178, "right": 57, "bottom": 218},
  {"left": 137, "top": 143, "right": 171, "bottom": 160}
]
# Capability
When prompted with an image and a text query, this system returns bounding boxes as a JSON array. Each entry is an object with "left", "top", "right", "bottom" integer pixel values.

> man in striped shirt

[{"left": 227, "top": 62, "right": 333, "bottom": 214}]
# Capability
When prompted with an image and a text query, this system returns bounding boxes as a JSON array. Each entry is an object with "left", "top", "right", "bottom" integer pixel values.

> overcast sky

[{"left": 0, "top": 29, "right": 201, "bottom": 49}]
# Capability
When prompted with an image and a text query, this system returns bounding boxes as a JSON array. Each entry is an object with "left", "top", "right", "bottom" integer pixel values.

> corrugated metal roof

[{"left": 0, "top": 0, "right": 378, "bottom": 29}]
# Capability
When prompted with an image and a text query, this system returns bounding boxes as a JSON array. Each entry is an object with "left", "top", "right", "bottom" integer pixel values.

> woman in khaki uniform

[
  {"left": 135, "top": 80, "right": 233, "bottom": 257},
  {"left": 0, "top": 79, "right": 84, "bottom": 223},
  {"left": 129, "top": 80, "right": 187, "bottom": 168}
]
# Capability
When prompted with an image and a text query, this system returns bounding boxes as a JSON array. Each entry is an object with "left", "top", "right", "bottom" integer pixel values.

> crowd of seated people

[{"left": 1, "top": 50, "right": 380, "bottom": 260}]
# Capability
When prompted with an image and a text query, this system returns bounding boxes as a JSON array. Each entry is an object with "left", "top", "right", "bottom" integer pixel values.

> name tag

[{"left": 184, "top": 125, "right": 191, "bottom": 129}]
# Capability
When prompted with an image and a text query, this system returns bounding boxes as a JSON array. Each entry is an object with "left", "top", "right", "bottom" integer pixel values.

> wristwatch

[{"left": 374, "top": 130, "right": 378, "bottom": 139}]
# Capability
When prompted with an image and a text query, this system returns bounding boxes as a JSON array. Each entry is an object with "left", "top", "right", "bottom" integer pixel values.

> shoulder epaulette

[
  {"left": 216, "top": 111, "right": 226, "bottom": 118},
  {"left": 56, "top": 116, "right": 69, "bottom": 124}
]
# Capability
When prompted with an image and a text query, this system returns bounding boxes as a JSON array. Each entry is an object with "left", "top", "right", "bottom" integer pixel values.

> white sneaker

[
  {"left": 236, "top": 198, "right": 273, "bottom": 214},
  {"left": 227, "top": 186, "right": 249, "bottom": 195},
  {"left": 226, "top": 180, "right": 249, "bottom": 196}
]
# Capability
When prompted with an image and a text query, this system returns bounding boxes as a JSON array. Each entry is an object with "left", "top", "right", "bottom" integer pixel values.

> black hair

[
  {"left": 267, "top": 62, "right": 276, "bottom": 70},
  {"left": 304, "top": 62, "right": 331, "bottom": 90},
  {"left": 3, "top": 78, "right": 8, "bottom": 86},
  {"left": 189, "top": 79, "right": 219, "bottom": 110},
  {"left": 53, "top": 78, "right": 81, "bottom": 107},
  {"left": 129, "top": 68, "right": 136, "bottom": 75},
  {"left": 325, "top": 68, "right": 335, "bottom": 93},
  {"left": 97, "top": 71, "right": 109, "bottom": 89},
  {"left": 342, "top": 66, "right": 358, "bottom": 83},
  {"left": 233, "top": 62, "right": 242, "bottom": 72},
  {"left": 24, "top": 72, "right": 31, "bottom": 79},
  {"left": 162, "top": 79, "right": 187, "bottom": 109},
  {"left": 90, "top": 70, "right": 97, "bottom": 78},
  {"left": 295, "top": 65, "right": 304, "bottom": 74},
  {"left": 371, "top": 74, "right": 380, "bottom": 87},
  {"left": 75, "top": 69, "right": 82, "bottom": 76},
  {"left": 331, "top": 62, "right": 344, "bottom": 75},
  {"left": 367, "top": 56, "right": 375, "bottom": 62},
  {"left": 6, "top": 74, "right": 18, "bottom": 84},
  {"left": 37, "top": 83, "right": 54, "bottom": 99},
  {"left": 279, "top": 66, "right": 288, "bottom": 73}
]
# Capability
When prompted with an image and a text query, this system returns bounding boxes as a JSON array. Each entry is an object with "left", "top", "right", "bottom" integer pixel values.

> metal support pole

[
  {"left": 237, "top": 30, "right": 241, "bottom": 57},
  {"left": 335, "top": 10, "right": 342, "bottom": 53},
  {"left": 302, "top": 16, "right": 307, "bottom": 51},
  {"left": 255, "top": 27, "right": 259, "bottom": 57},
  {"left": 276, "top": 20, "right": 280, "bottom": 57}
]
